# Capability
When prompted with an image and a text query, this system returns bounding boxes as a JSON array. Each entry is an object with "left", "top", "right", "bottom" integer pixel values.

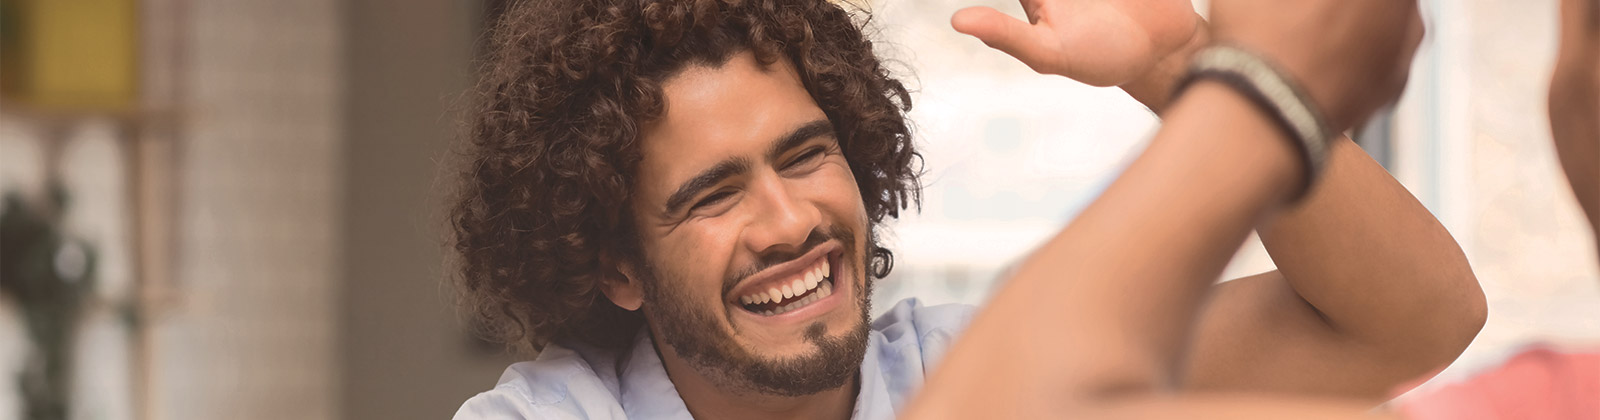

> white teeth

[
  {"left": 740, "top": 278, "right": 837, "bottom": 316},
  {"left": 775, "top": 279, "right": 834, "bottom": 314},
  {"left": 737, "top": 259, "right": 839, "bottom": 311}
]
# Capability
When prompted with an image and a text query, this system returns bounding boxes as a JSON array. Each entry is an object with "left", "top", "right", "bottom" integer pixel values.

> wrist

[
  {"left": 1119, "top": 14, "right": 1211, "bottom": 113},
  {"left": 1172, "top": 44, "right": 1334, "bottom": 200},
  {"left": 1213, "top": 34, "right": 1360, "bottom": 129},
  {"left": 1166, "top": 81, "right": 1307, "bottom": 206}
]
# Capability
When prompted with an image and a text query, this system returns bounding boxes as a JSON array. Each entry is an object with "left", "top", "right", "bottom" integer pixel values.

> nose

[{"left": 741, "top": 173, "right": 821, "bottom": 255}]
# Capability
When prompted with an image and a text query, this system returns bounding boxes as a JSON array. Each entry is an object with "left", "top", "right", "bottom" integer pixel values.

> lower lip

[{"left": 732, "top": 252, "right": 847, "bottom": 323}]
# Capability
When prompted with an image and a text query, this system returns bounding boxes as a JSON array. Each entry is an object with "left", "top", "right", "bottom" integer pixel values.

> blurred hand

[
  {"left": 951, "top": 0, "right": 1200, "bottom": 87},
  {"left": 1209, "top": 0, "right": 1426, "bottom": 131}
]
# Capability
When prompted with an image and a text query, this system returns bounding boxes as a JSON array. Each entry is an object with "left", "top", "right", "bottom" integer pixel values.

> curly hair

[{"left": 450, "top": 0, "right": 920, "bottom": 355}]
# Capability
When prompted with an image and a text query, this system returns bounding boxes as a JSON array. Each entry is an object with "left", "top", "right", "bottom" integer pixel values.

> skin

[
  {"left": 953, "top": 0, "right": 1481, "bottom": 401},
  {"left": 900, "top": 79, "right": 1411, "bottom": 419},
  {"left": 598, "top": 53, "right": 871, "bottom": 420},
  {"left": 597, "top": 1, "right": 1479, "bottom": 419},
  {"left": 1550, "top": 0, "right": 1600, "bottom": 242},
  {"left": 909, "top": 0, "right": 1600, "bottom": 418}
]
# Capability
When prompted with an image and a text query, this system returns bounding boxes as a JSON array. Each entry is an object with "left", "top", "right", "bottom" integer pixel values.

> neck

[{"left": 655, "top": 340, "right": 859, "bottom": 420}]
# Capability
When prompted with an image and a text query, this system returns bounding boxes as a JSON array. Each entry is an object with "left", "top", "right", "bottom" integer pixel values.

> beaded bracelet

[{"left": 1172, "top": 44, "right": 1335, "bottom": 200}]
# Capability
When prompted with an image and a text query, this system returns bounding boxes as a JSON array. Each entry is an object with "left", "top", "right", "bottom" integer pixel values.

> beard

[{"left": 637, "top": 224, "right": 874, "bottom": 397}]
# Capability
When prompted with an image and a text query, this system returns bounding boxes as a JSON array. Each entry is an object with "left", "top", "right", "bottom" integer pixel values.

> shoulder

[
  {"left": 452, "top": 344, "right": 630, "bottom": 420},
  {"left": 872, "top": 297, "right": 976, "bottom": 343},
  {"left": 869, "top": 298, "right": 976, "bottom": 371}
]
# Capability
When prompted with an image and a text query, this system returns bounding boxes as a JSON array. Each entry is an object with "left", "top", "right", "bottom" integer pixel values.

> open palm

[{"left": 953, "top": 0, "right": 1200, "bottom": 87}]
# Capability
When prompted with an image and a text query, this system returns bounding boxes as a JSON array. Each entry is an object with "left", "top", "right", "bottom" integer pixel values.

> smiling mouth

[{"left": 736, "top": 257, "right": 835, "bottom": 316}]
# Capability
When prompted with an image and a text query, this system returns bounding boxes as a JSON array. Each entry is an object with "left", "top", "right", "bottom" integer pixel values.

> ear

[{"left": 598, "top": 252, "right": 645, "bottom": 311}]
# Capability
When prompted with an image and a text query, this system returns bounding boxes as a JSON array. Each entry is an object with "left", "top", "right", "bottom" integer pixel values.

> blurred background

[{"left": 0, "top": 0, "right": 1594, "bottom": 419}]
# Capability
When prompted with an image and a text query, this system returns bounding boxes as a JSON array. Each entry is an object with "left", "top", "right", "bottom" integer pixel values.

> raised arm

[
  {"left": 907, "top": 77, "right": 1397, "bottom": 419},
  {"left": 952, "top": 0, "right": 1484, "bottom": 401},
  {"left": 907, "top": 0, "right": 1434, "bottom": 418},
  {"left": 1148, "top": 24, "right": 1484, "bottom": 402},
  {"left": 1181, "top": 137, "right": 1484, "bottom": 398}
]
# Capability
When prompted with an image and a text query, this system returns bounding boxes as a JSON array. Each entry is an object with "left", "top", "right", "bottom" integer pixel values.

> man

[{"left": 449, "top": 0, "right": 1485, "bottom": 419}]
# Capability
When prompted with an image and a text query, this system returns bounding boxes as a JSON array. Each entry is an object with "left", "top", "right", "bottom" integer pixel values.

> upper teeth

[{"left": 740, "top": 258, "right": 830, "bottom": 306}]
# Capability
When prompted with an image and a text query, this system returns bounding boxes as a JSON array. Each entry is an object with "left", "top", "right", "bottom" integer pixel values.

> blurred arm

[
  {"left": 1118, "top": 22, "right": 1485, "bottom": 402},
  {"left": 1549, "top": 0, "right": 1600, "bottom": 240},
  {"left": 1181, "top": 138, "right": 1484, "bottom": 400},
  {"left": 907, "top": 81, "right": 1345, "bottom": 418}
]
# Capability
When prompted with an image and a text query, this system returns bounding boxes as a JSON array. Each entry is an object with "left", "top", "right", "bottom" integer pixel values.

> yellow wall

[{"left": 2, "top": 0, "right": 139, "bottom": 112}]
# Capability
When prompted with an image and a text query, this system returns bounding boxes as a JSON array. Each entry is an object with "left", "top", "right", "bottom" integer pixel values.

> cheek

[
  {"left": 652, "top": 224, "right": 742, "bottom": 297},
  {"left": 809, "top": 162, "right": 868, "bottom": 222}
]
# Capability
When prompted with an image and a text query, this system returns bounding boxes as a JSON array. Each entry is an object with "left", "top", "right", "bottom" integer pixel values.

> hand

[
  {"left": 951, "top": 0, "right": 1201, "bottom": 87},
  {"left": 1208, "top": 0, "right": 1426, "bottom": 131}
]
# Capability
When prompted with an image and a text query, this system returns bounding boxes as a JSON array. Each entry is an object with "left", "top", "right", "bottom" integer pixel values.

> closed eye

[
  {"left": 783, "top": 146, "right": 826, "bottom": 170},
  {"left": 691, "top": 190, "right": 736, "bottom": 211}
]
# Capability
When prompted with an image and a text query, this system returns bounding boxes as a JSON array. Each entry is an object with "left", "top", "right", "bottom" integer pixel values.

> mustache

[{"left": 722, "top": 224, "right": 855, "bottom": 293}]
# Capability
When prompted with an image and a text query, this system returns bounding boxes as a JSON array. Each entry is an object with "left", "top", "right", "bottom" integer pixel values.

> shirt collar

[
  {"left": 852, "top": 331, "right": 897, "bottom": 420},
  {"left": 618, "top": 329, "right": 696, "bottom": 419}
]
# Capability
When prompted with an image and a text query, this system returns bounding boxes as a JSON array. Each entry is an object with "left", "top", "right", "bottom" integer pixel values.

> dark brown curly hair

[{"left": 450, "top": 0, "right": 920, "bottom": 355}]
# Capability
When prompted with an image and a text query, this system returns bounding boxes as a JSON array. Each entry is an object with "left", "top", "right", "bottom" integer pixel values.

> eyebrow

[{"left": 662, "top": 119, "right": 835, "bottom": 215}]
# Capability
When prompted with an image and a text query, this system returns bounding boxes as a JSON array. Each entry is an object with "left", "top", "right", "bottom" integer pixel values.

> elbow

[
  {"left": 1437, "top": 226, "right": 1487, "bottom": 339},
  {"left": 1444, "top": 267, "right": 1488, "bottom": 352},
  {"left": 1398, "top": 286, "right": 1484, "bottom": 395},
  {"left": 1458, "top": 282, "right": 1489, "bottom": 355},
  {"left": 1408, "top": 267, "right": 1488, "bottom": 377},
  {"left": 1426, "top": 248, "right": 1487, "bottom": 351},
  {"left": 1461, "top": 277, "right": 1489, "bottom": 338}
]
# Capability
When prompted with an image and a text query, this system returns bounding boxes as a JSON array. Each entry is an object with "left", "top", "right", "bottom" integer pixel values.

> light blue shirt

[{"left": 453, "top": 298, "right": 974, "bottom": 420}]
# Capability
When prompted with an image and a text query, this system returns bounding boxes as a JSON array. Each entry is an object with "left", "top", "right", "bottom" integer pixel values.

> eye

[
  {"left": 691, "top": 190, "right": 735, "bottom": 211},
  {"left": 783, "top": 146, "right": 826, "bottom": 170}
]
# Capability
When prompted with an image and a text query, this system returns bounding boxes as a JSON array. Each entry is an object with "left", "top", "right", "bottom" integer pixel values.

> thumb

[{"left": 952, "top": 6, "right": 1051, "bottom": 67}]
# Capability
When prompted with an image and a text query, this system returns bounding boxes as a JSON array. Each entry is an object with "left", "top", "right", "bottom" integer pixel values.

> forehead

[{"left": 635, "top": 52, "right": 827, "bottom": 201}]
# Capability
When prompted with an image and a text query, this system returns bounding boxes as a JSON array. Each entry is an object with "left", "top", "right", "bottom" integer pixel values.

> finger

[{"left": 951, "top": 6, "right": 1053, "bottom": 67}]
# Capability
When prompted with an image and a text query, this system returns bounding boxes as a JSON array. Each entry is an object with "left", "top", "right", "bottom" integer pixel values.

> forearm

[
  {"left": 1256, "top": 138, "right": 1483, "bottom": 371},
  {"left": 1121, "top": 14, "right": 1484, "bottom": 384},
  {"left": 907, "top": 81, "right": 1303, "bottom": 418}
]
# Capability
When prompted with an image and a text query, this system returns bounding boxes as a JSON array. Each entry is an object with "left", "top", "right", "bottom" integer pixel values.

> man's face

[{"left": 620, "top": 51, "right": 874, "bottom": 396}]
